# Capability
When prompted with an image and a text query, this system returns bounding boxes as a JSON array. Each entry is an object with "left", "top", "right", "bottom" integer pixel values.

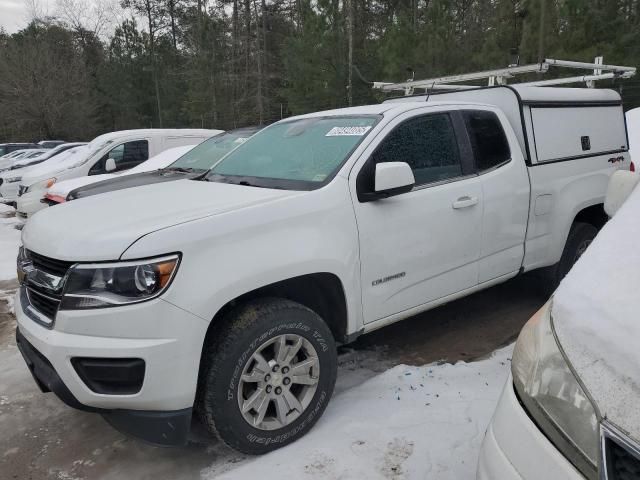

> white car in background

[
  {"left": 477, "top": 170, "right": 640, "bottom": 480},
  {"left": 15, "top": 128, "right": 221, "bottom": 219},
  {"left": 0, "top": 149, "right": 48, "bottom": 170},
  {"left": 0, "top": 145, "right": 85, "bottom": 207},
  {"left": 44, "top": 144, "right": 197, "bottom": 204},
  {"left": 0, "top": 150, "right": 49, "bottom": 205},
  {"left": 0, "top": 142, "right": 86, "bottom": 176},
  {"left": 43, "top": 126, "right": 261, "bottom": 206},
  {"left": 9, "top": 143, "right": 86, "bottom": 171}
]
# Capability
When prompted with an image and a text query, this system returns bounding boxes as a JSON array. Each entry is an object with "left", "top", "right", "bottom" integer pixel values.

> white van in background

[
  {"left": 626, "top": 107, "right": 639, "bottom": 166},
  {"left": 15, "top": 129, "right": 222, "bottom": 218}
]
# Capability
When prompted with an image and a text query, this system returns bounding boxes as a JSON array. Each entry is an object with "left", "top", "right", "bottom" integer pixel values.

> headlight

[
  {"left": 26, "top": 177, "right": 56, "bottom": 193},
  {"left": 6, "top": 176, "right": 21, "bottom": 183},
  {"left": 512, "top": 302, "right": 599, "bottom": 478},
  {"left": 60, "top": 254, "right": 180, "bottom": 309}
]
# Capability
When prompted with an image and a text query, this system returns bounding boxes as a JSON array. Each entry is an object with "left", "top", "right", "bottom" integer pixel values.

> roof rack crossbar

[{"left": 375, "top": 57, "right": 636, "bottom": 94}]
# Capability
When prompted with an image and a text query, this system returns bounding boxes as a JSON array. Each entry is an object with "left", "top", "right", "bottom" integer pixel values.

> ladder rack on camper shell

[{"left": 373, "top": 57, "right": 636, "bottom": 96}]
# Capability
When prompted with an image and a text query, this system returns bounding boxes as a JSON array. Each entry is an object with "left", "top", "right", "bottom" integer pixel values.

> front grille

[
  {"left": 26, "top": 250, "right": 75, "bottom": 277},
  {"left": 26, "top": 286, "right": 61, "bottom": 322}
]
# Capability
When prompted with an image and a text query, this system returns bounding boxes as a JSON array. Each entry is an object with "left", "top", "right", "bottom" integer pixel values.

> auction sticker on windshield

[{"left": 325, "top": 126, "right": 372, "bottom": 136}]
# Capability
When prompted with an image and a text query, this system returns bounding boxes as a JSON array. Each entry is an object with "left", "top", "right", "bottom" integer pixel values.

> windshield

[
  {"left": 38, "top": 146, "right": 88, "bottom": 171},
  {"left": 63, "top": 137, "right": 115, "bottom": 169},
  {"left": 169, "top": 129, "right": 259, "bottom": 172},
  {"left": 205, "top": 116, "right": 378, "bottom": 189}
]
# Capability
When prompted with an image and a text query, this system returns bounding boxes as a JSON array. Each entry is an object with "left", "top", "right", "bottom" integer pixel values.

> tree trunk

[
  {"left": 232, "top": 0, "right": 239, "bottom": 124},
  {"left": 253, "top": 0, "right": 264, "bottom": 124},
  {"left": 346, "top": 0, "right": 353, "bottom": 106},
  {"left": 147, "top": 3, "right": 163, "bottom": 127},
  {"left": 169, "top": 0, "right": 177, "bottom": 49},
  {"left": 244, "top": 0, "right": 251, "bottom": 95}
]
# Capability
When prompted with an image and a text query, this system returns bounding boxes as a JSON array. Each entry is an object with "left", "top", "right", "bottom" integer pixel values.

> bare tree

[
  {"left": 56, "top": 0, "right": 119, "bottom": 38},
  {"left": 24, "top": 0, "right": 50, "bottom": 23}
]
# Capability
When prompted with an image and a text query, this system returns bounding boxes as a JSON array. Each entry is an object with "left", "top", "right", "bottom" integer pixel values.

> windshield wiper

[
  {"left": 204, "top": 174, "right": 269, "bottom": 188},
  {"left": 159, "top": 166, "right": 194, "bottom": 174}
]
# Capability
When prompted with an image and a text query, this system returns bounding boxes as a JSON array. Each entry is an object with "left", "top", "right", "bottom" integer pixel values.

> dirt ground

[{"left": 0, "top": 275, "right": 545, "bottom": 480}]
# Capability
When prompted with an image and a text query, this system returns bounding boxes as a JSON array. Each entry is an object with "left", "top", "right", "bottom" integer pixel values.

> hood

[
  {"left": 22, "top": 179, "right": 297, "bottom": 261},
  {"left": 70, "top": 170, "right": 197, "bottom": 200},
  {"left": 47, "top": 173, "right": 117, "bottom": 197},
  {"left": 553, "top": 183, "right": 640, "bottom": 443},
  {"left": 20, "top": 146, "right": 91, "bottom": 185}
]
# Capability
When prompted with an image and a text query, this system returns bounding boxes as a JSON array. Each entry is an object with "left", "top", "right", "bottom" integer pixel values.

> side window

[
  {"left": 89, "top": 140, "right": 149, "bottom": 174},
  {"left": 118, "top": 140, "right": 149, "bottom": 169},
  {"left": 371, "top": 113, "right": 462, "bottom": 187},
  {"left": 463, "top": 110, "right": 510, "bottom": 171}
]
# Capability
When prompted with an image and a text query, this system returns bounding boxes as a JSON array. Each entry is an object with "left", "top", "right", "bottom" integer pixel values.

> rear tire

[
  {"left": 197, "top": 298, "right": 337, "bottom": 454},
  {"left": 540, "top": 222, "right": 597, "bottom": 294}
]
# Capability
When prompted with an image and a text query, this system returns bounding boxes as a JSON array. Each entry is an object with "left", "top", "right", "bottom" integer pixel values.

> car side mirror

[
  {"left": 374, "top": 162, "right": 415, "bottom": 196},
  {"left": 105, "top": 157, "right": 116, "bottom": 172},
  {"left": 604, "top": 170, "right": 639, "bottom": 217}
]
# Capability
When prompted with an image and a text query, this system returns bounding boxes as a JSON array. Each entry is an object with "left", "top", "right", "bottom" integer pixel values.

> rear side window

[
  {"left": 371, "top": 113, "right": 462, "bottom": 186},
  {"left": 464, "top": 110, "right": 510, "bottom": 171}
]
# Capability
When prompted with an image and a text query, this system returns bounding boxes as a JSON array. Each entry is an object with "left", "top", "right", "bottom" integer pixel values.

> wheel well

[
  {"left": 208, "top": 273, "right": 349, "bottom": 343},
  {"left": 573, "top": 203, "right": 608, "bottom": 230}
]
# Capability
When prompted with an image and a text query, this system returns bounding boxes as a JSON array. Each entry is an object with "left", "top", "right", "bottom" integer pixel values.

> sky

[
  {"left": 0, "top": 0, "right": 121, "bottom": 35},
  {"left": 0, "top": 0, "right": 31, "bottom": 33}
]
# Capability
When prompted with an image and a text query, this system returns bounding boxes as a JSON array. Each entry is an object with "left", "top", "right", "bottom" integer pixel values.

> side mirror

[
  {"left": 604, "top": 170, "right": 639, "bottom": 217},
  {"left": 105, "top": 157, "right": 116, "bottom": 172},
  {"left": 374, "top": 162, "right": 415, "bottom": 196}
]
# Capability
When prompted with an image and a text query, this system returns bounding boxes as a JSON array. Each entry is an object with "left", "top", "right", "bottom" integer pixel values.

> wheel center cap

[{"left": 271, "top": 373, "right": 282, "bottom": 386}]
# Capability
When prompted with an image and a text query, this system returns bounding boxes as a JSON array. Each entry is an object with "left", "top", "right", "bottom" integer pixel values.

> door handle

[{"left": 452, "top": 196, "right": 478, "bottom": 209}]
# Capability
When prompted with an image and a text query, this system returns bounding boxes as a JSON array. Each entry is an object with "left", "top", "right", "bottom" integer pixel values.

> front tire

[{"left": 197, "top": 298, "right": 337, "bottom": 454}]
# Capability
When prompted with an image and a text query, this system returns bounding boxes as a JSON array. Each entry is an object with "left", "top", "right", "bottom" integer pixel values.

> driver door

[{"left": 351, "top": 108, "right": 483, "bottom": 323}]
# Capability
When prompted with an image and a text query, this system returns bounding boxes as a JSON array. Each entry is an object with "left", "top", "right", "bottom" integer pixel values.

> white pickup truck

[{"left": 15, "top": 86, "right": 630, "bottom": 454}]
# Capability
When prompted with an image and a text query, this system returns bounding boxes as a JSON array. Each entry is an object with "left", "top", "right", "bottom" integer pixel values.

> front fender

[{"left": 121, "top": 179, "right": 363, "bottom": 337}]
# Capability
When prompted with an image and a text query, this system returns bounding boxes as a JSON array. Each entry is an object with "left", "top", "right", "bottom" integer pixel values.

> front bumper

[
  {"left": 0, "top": 182, "right": 19, "bottom": 203},
  {"left": 15, "top": 286, "right": 209, "bottom": 445},
  {"left": 16, "top": 189, "right": 48, "bottom": 218},
  {"left": 477, "top": 375, "right": 584, "bottom": 479}
]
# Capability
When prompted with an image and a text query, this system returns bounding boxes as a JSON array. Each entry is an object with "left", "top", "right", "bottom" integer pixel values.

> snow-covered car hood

[
  {"left": 47, "top": 174, "right": 117, "bottom": 198},
  {"left": 45, "top": 145, "right": 196, "bottom": 199},
  {"left": 20, "top": 146, "right": 91, "bottom": 185},
  {"left": 22, "top": 179, "right": 296, "bottom": 261},
  {"left": 553, "top": 182, "right": 640, "bottom": 442}
]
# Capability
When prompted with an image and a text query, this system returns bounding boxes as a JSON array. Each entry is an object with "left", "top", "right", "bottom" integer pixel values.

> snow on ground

[
  {"left": 0, "top": 204, "right": 21, "bottom": 283},
  {"left": 205, "top": 345, "right": 513, "bottom": 480}
]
